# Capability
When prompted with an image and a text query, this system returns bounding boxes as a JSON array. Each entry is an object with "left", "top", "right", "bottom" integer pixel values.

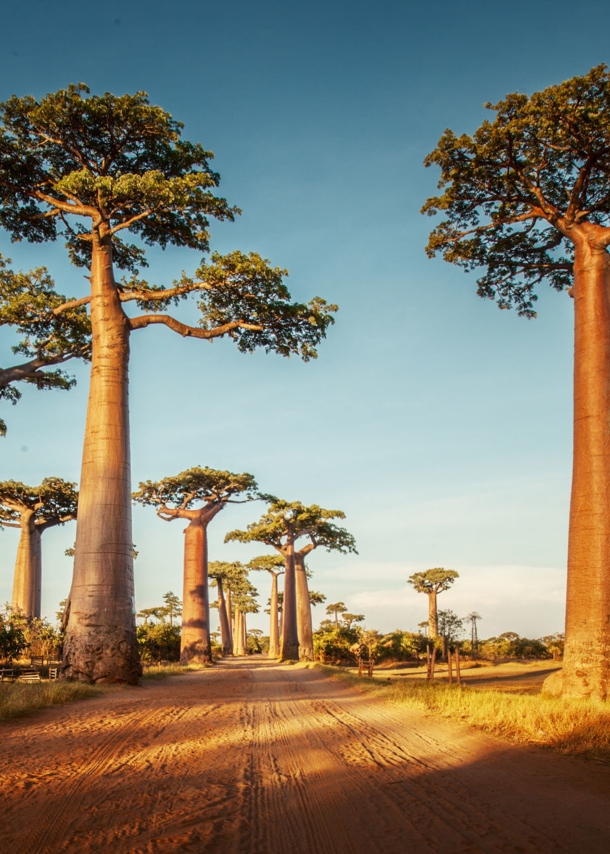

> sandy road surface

[{"left": 2, "top": 660, "right": 610, "bottom": 854}]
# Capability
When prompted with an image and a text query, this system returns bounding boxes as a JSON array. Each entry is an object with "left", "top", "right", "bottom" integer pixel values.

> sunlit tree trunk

[
  {"left": 11, "top": 510, "right": 37, "bottom": 617},
  {"left": 295, "top": 553, "right": 313, "bottom": 660},
  {"left": 428, "top": 590, "right": 439, "bottom": 639},
  {"left": 226, "top": 587, "right": 233, "bottom": 650},
  {"left": 563, "top": 235, "right": 610, "bottom": 699},
  {"left": 217, "top": 578, "right": 232, "bottom": 655},
  {"left": 280, "top": 528, "right": 299, "bottom": 660},
  {"left": 242, "top": 611, "right": 247, "bottom": 653},
  {"left": 268, "top": 573, "right": 280, "bottom": 658},
  {"left": 181, "top": 518, "right": 212, "bottom": 664},
  {"left": 233, "top": 609, "right": 245, "bottom": 655},
  {"left": 63, "top": 235, "right": 139, "bottom": 684}
]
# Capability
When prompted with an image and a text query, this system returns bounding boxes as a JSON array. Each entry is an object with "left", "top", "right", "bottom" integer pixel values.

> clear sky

[{"left": 0, "top": 0, "right": 605, "bottom": 639}]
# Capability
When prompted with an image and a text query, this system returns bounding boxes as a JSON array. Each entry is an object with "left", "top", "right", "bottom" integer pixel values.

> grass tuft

[
  {"left": 0, "top": 681, "right": 101, "bottom": 723},
  {"left": 314, "top": 664, "right": 610, "bottom": 763},
  {"left": 141, "top": 663, "right": 208, "bottom": 680}
]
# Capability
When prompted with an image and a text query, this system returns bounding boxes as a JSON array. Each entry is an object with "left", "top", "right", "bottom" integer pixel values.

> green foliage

[
  {"left": 0, "top": 477, "right": 78, "bottom": 528},
  {"left": 326, "top": 602, "right": 347, "bottom": 620},
  {"left": 247, "top": 554, "right": 285, "bottom": 574},
  {"left": 136, "top": 622, "right": 181, "bottom": 663},
  {"left": 226, "top": 498, "right": 357, "bottom": 555},
  {"left": 133, "top": 467, "right": 258, "bottom": 514},
  {"left": 407, "top": 568, "right": 459, "bottom": 594},
  {"left": 478, "top": 633, "right": 551, "bottom": 659},
  {"left": 161, "top": 591, "right": 182, "bottom": 626},
  {"left": 342, "top": 613, "right": 365, "bottom": 629},
  {"left": 376, "top": 630, "right": 426, "bottom": 662},
  {"left": 422, "top": 65, "right": 610, "bottom": 316},
  {"left": 309, "top": 590, "right": 326, "bottom": 606},
  {"left": 313, "top": 623, "right": 361, "bottom": 665},
  {"left": 438, "top": 609, "right": 465, "bottom": 646},
  {"left": 0, "top": 604, "right": 27, "bottom": 661},
  {"left": 247, "top": 630, "right": 267, "bottom": 654},
  {"left": 0, "top": 605, "right": 62, "bottom": 662},
  {"left": 209, "top": 561, "right": 252, "bottom": 594}
]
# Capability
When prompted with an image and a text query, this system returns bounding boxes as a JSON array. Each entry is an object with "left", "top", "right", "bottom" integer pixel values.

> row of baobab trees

[{"left": 1, "top": 467, "right": 357, "bottom": 664}]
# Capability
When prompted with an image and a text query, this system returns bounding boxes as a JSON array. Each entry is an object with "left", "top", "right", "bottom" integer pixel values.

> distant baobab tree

[
  {"left": 0, "top": 478, "right": 78, "bottom": 619},
  {"left": 133, "top": 468, "right": 258, "bottom": 664},
  {"left": 227, "top": 499, "right": 356, "bottom": 660},
  {"left": 209, "top": 560, "right": 251, "bottom": 656},
  {"left": 247, "top": 555, "right": 285, "bottom": 658},
  {"left": 466, "top": 612, "right": 482, "bottom": 652},
  {"left": 0, "top": 84, "right": 337, "bottom": 683},
  {"left": 342, "top": 613, "right": 365, "bottom": 630},
  {"left": 326, "top": 602, "right": 348, "bottom": 627},
  {"left": 423, "top": 64, "right": 610, "bottom": 699},
  {"left": 407, "top": 568, "right": 459, "bottom": 638}
]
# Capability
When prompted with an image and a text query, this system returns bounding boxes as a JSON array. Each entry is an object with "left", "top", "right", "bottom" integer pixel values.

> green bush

[{"left": 137, "top": 622, "right": 181, "bottom": 662}]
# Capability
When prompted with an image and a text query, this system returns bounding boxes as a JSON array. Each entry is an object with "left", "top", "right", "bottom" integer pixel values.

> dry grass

[
  {"left": 314, "top": 664, "right": 610, "bottom": 763},
  {"left": 141, "top": 663, "right": 208, "bottom": 679},
  {"left": 0, "top": 681, "right": 101, "bottom": 723}
]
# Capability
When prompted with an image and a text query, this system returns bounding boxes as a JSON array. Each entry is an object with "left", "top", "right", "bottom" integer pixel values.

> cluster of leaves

[
  {"left": 475, "top": 632, "right": 562, "bottom": 660},
  {"left": 136, "top": 591, "right": 183, "bottom": 662},
  {"left": 0, "top": 604, "right": 63, "bottom": 662},
  {"left": 0, "top": 477, "right": 78, "bottom": 528}
]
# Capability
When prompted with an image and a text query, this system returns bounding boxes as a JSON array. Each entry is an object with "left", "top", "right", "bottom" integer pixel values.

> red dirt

[{"left": 2, "top": 659, "right": 610, "bottom": 853}]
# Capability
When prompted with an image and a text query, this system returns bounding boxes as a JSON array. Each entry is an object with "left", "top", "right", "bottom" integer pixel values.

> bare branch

[{"left": 129, "top": 314, "right": 263, "bottom": 338}]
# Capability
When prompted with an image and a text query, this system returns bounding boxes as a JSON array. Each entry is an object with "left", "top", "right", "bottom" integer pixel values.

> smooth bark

[
  {"left": 563, "top": 233, "right": 610, "bottom": 699},
  {"left": 63, "top": 236, "right": 139, "bottom": 683},
  {"left": 226, "top": 587, "right": 233, "bottom": 648},
  {"left": 11, "top": 511, "right": 37, "bottom": 618},
  {"left": 234, "top": 610, "right": 246, "bottom": 655},
  {"left": 181, "top": 518, "right": 212, "bottom": 664},
  {"left": 217, "top": 578, "right": 232, "bottom": 656},
  {"left": 280, "top": 529, "right": 299, "bottom": 660},
  {"left": 295, "top": 552, "right": 314, "bottom": 660},
  {"left": 428, "top": 590, "right": 438, "bottom": 639},
  {"left": 268, "top": 572, "right": 280, "bottom": 658}
]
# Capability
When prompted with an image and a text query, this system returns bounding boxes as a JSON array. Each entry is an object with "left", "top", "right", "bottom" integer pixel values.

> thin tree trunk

[
  {"left": 280, "top": 530, "right": 299, "bottom": 660},
  {"left": 181, "top": 518, "right": 212, "bottom": 664},
  {"left": 428, "top": 589, "right": 438, "bottom": 638},
  {"left": 63, "top": 236, "right": 139, "bottom": 684},
  {"left": 242, "top": 611, "right": 247, "bottom": 653},
  {"left": 11, "top": 510, "right": 36, "bottom": 617},
  {"left": 268, "top": 572, "right": 279, "bottom": 658},
  {"left": 234, "top": 610, "right": 245, "bottom": 655},
  {"left": 295, "top": 553, "right": 313, "bottom": 660},
  {"left": 563, "top": 238, "right": 610, "bottom": 699},
  {"left": 226, "top": 587, "right": 233, "bottom": 650},
  {"left": 217, "top": 578, "right": 232, "bottom": 656}
]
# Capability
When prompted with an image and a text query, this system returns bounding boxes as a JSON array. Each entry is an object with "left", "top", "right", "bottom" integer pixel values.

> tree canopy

[
  {"left": 133, "top": 467, "right": 259, "bottom": 518},
  {"left": 408, "top": 568, "right": 459, "bottom": 595},
  {"left": 422, "top": 64, "right": 610, "bottom": 317},
  {"left": 0, "top": 477, "right": 78, "bottom": 528}
]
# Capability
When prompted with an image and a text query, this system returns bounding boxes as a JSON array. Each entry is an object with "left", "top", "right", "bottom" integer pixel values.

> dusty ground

[
  {"left": 364, "top": 660, "right": 563, "bottom": 694},
  {"left": 2, "top": 659, "right": 610, "bottom": 854}
]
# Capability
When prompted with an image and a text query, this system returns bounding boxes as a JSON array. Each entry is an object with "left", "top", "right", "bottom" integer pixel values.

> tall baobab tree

[
  {"left": 466, "top": 612, "right": 482, "bottom": 653},
  {"left": 326, "top": 602, "right": 348, "bottom": 628},
  {"left": 0, "top": 478, "right": 78, "bottom": 618},
  {"left": 232, "top": 585, "right": 259, "bottom": 656},
  {"left": 133, "top": 468, "right": 258, "bottom": 664},
  {"left": 226, "top": 499, "right": 357, "bottom": 661},
  {"left": 423, "top": 65, "right": 610, "bottom": 699},
  {"left": 209, "top": 560, "right": 249, "bottom": 656},
  {"left": 407, "top": 568, "right": 459, "bottom": 639},
  {"left": 0, "top": 84, "right": 337, "bottom": 683},
  {"left": 247, "top": 554, "right": 285, "bottom": 658},
  {"left": 0, "top": 256, "right": 91, "bottom": 436}
]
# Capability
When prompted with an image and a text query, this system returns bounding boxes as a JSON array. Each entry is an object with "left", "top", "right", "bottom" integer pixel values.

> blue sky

[{"left": 0, "top": 0, "right": 605, "bottom": 638}]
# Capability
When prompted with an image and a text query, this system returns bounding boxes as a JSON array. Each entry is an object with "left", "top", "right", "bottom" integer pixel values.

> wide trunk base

[
  {"left": 180, "top": 639, "right": 212, "bottom": 665},
  {"left": 299, "top": 645, "right": 313, "bottom": 661},
  {"left": 62, "top": 625, "right": 140, "bottom": 684},
  {"left": 560, "top": 636, "right": 610, "bottom": 700},
  {"left": 280, "top": 642, "right": 299, "bottom": 661}
]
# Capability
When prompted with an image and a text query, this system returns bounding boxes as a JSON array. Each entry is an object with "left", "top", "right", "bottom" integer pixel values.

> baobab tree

[
  {"left": 466, "top": 611, "right": 482, "bottom": 653},
  {"left": 326, "top": 602, "right": 348, "bottom": 627},
  {"left": 342, "top": 613, "right": 365, "bottom": 630},
  {"left": 423, "top": 65, "right": 610, "bottom": 699},
  {"left": 226, "top": 499, "right": 356, "bottom": 661},
  {"left": 232, "top": 589, "right": 259, "bottom": 656},
  {"left": 209, "top": 560, "right": 249, "bottom": 655},
  {"left": 133, "top": 468, "right": 258, "bottom": 664},
  {"left": 0, "top": 478, "right": 78, "bottom": 618},
  {"left": 407, "top": 568, "right": 459, "bottom": 638},
  {"left": 247, "top": 554, "right": 285, "bottom": 658},
  {"left": 0, "top": 256, "right": 91, "bottom": 436},
  {"left": 0, "top": 85, "right": 337, "bottom": 683}
]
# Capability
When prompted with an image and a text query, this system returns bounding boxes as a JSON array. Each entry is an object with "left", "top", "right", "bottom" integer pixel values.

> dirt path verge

[{"left": 2, "top": 659, "right": 610, "bottom": 853}]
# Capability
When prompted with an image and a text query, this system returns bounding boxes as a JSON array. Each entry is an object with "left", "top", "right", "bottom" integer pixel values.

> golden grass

[
  {"left": 0, "top": 681, "right": 101, "bottom": 722},
  {"left": 141, "top": 663, "right": 208, "bottom": 679},
  {"left": 314, "top": 664, "right": 610, "bottom": 763}
]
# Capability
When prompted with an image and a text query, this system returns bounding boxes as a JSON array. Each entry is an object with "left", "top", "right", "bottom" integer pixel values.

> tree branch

[
  {"left": 129, "top": 314, "right": 263, "bottom": 337},
  {"left": 52, "top": 295, "right": 92, "bottom": 315},
  {"left": 33, "top": 190, "right": 97, "bottom": 219}
]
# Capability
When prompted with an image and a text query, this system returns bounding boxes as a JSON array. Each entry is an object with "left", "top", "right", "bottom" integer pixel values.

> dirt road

[{"left": 2, "top": 660, "right": 610, "bottom": 853}]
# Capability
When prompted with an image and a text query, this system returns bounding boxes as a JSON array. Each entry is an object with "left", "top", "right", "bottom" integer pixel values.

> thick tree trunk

[
  {"left": 280, "top": 532, "right": 299, "bottom": 660},
  {"left": 233, "top": 610, "right": 245, "bottom": 655},
  {"left": 295, "top": 553, "right": 313, "bottom": 660},
  {"left": 268, "top": 573, "right": 279, "bottom": 658},
  {"left": 63, "top": 237, "right": 139, "bottom": 683},
  {"left": 242, "top": 611, "right": 248, "bottom": 653},
  {"left": 217, "top": 578, "right": 232, "bottom": 655},
  {"left": 563, "top": 239, "right": 610, "bottom": 699},
  {"left": 428, "top": 590, "right": 438, "bottom": 638},
  {"left": 11, "top": 511, "right": 38, "bottom": 618},
  {"left": 181, "top": 518, "right": 212, "bottom": 664}
]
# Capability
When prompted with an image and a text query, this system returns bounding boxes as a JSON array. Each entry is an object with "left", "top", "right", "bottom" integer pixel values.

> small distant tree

[
  {"left": 309, "top": 590, "right": 326, "bottom": 607},
  {"left": 342, "top": 613, "right": 365, "bottom": 630},
  {"left": 137, "top": 607, "right": 164, "bottom": 625},
  {"left": 326, "top": 602, "right": 348, "bottom": 628},
  {"left": 232, "top": 590, "right": 259, "bottom": 656},
  {"left": 247, "top": 554, "right": 285, "bottom": 658},
  {"left": 465, "top": 612, "right": 482, "bottom": 653},
  {"left": 227, "top": 499, "right": 356, "bottom": 661},
  {"left": 0, "top": 478, "right": 78, "bottom": 618},
  {"left": 0, "top": 604, "right": 27, "bottom": 661},
  {"left": 133, "top": 468, "right": 258, "bottom": 664},
  {"left": 161, "top": 591, "right": 182, "bottom": 627},
  {"left": 209, "top": 560, "right": 250, "bottom": 655},
  {"left": 438, "top": 609, "right": 464, "bottom": 657},
  {"left": 407, "top": 568, "right": 459, "bottom": 638}
]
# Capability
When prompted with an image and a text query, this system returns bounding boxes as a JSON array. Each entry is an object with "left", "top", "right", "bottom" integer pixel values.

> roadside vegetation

[{"left": 0, "top": 681, "right": 100, "bottom": 723}]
